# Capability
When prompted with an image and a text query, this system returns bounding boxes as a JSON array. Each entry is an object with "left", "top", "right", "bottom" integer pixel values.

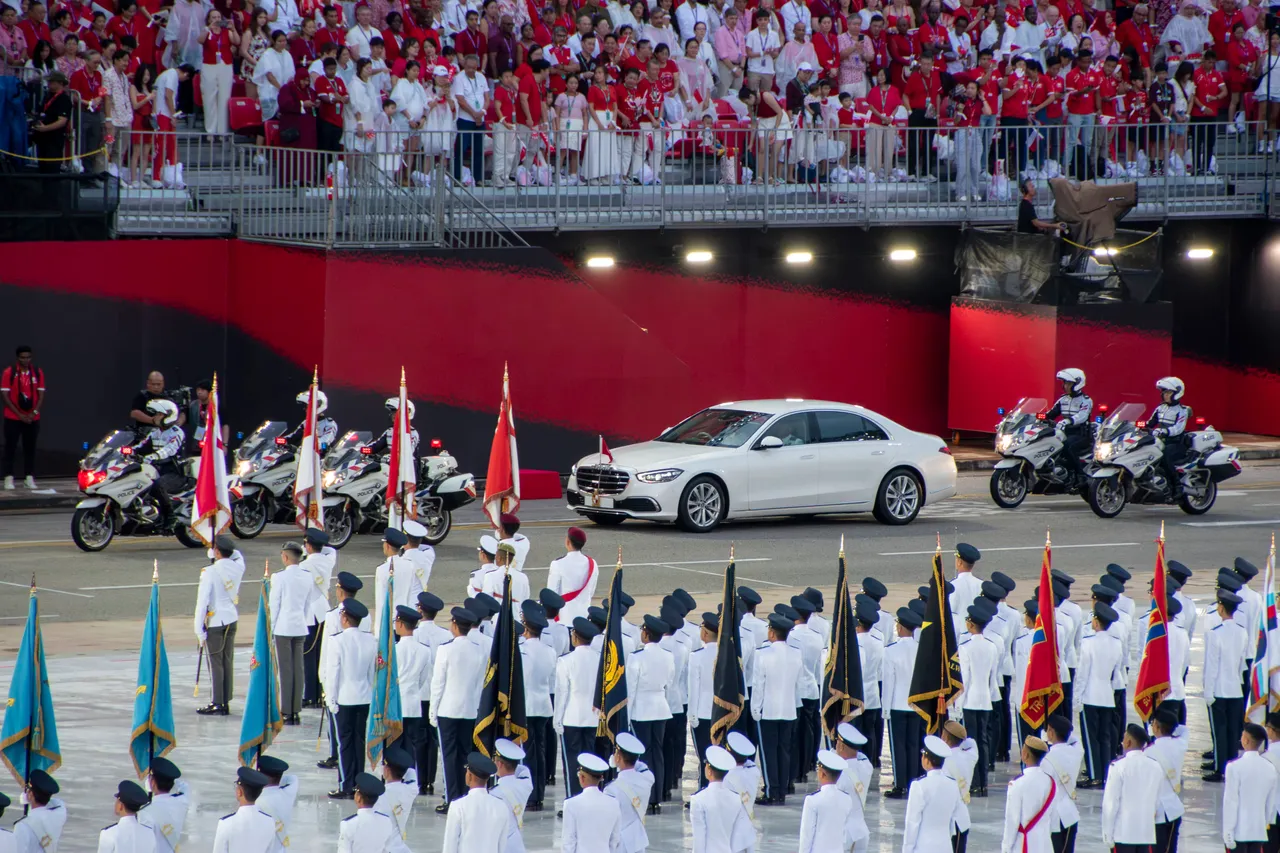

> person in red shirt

[
  {"left": 546, "top": 25, "right": 578, "bottom": 96},
  {"left": 886, "top": 16, "right": 913, "bottom": 90},
  {"left": 812, "top": 14, "right": 840, "bottom": 83},
  {"left": 1, "top": 346, "right": 45, "bottom": 491},
  {"left": 454, "top": 10, "right": 488, "bottom": 75},
  {"left": 1065, "top": 48, "right": 1101, "bottom": 177},
  {"left": 1208, "top": 0, "right": 1244, "bottom": 68},
  {"left": 903, "top": 51, "right": 940, "bottom": 178},
  {"left": 1000, "top": 54, "right": 1032, "bottom": 178},
  {"left": 1097, "top": 54, "right": 1126, "bottom": 170},
  {"left": 198, "top": 9, "right": 239, "bottom": 136},
  {"left": 316, "top": 5, "right": 347, "bottom": 52},
  {"left": 19, "top": 2, "right": 52, "bottom": 57},
  {"left": 292, "top": 17, "right": 321, "bottom": 71},
  {"left": 1191, "top": 50, "right": 1226, "bottom": 172},
  {"left": 864, "top": 65, "right": 901, "bottom": 177},
  {"left": 492, "top": 66, "right": 521, "bottom": 186},
  {"left": 1031, "top": 53, "right": 1066, "bottom": 169},
  {"left": 70, "top": 49, "right": 107, "bottom": 176},
  {"left": 864, "top": 14, "right": 889, "bottom": 81},
  {"left": 1115, "top": 2, "right": 1154, "bottom": 86},
  {"left": 314, "top": 55, "right": 349, "bottom": 152},
  {"left": 107, "top": 1, "right": 155, "bottom": 68},
  {"left": 382, "top": 12, "right": 409, "bottom": 63},
  {"left": 622, "top": 38, "right": 652, "bottom": 77},
  {"left": 615, "top": 66, "right": 647, "bottom": 180},
  {"left": 1225, "top": 22, "right": 1257, "bottom": 132},
  {"left": 914, "top": 4, "right": 946, "bottom": 56}
]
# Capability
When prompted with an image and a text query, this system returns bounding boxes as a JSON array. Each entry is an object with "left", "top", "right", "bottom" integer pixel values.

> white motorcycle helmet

[
  {"left": 296, "top": 389, "right": 329, "bottom": 416},
  {"left": 385, "top": 397, "right": 416, "bottom": 420},
  {"left": 1055, "top": 368, "right": 1086, "bottom": 396},
  {"left": 1156, "top": 376, "right": 1185, "bottom": 403},
  {"left": 145, "top": 399, "right": 180, "bottom": 427}
]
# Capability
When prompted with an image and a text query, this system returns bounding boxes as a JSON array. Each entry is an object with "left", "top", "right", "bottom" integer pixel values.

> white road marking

[
  {"left": 1181, "top": 519, "right": 1280, "bottom": 528},
  {"left": 520, "top": 558, "right": 772, "bottom": 573},
  {"left": 0, "top": 580, "right": 94, "bottom": 598},
  {"left": 877, "top": 542, "right": 1141, "bottom": 556},
  {"left": 652, "top": 563, "right": 788, "bottom": 588},
  {"left": 0, "top": 614, "right": 58, "bottom": 620}
]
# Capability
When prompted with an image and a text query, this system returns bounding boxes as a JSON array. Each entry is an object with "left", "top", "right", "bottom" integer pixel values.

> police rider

[
  {"left": 282, "top": 388, "right": 339, "bottom": 452},
  {"left": 1046, "top": 368, "right": 1093, "bottom": 480},
  {"left": 1149, "top": 376, "right": 1191, "bottom": 496},
  {"left": 133, "top": 398, "right": 187, "bottom": 530},
  {"left": 366, "top": 397, "right": 420, "bottom": 457}
]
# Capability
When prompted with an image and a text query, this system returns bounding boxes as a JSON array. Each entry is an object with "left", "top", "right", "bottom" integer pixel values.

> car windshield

[
  {"left": 324, "top": 430, "right": 373, "bottom": 471},
  {"left": 657, "top": 408, "right": 771, "bottom": 448},
  {"left": 237, "top": 421, "right": 288, "bottom": 460}
]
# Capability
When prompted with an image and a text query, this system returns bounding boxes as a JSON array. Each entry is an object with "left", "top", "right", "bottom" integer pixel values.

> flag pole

[{"left": 23, "top": 574, "right": 35, "bottom": 814}]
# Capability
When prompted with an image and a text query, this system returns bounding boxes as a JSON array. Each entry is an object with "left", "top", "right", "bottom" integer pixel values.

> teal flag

[
  {"left": 238, "top": 576, "right": 283, "bottom": 766},
  {"left": 366, "top": 574, "right": 402, "bottom": 767},
  {"left": 0, "top": 583, "right": 61, "bottom": 786},
  {"left": 131, "top": 566, "right": 177, "bottom": 778}
]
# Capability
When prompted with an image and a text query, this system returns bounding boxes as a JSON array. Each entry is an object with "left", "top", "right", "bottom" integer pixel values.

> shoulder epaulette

[
  {"left": 102, "top": 823, "right": 118, "bottom": 831},
  {"left": 341, "top": 814, "right": 357, "bottom": 822},
  {"left": 220, "top": 812, "right": 236, "bottom": 821}
]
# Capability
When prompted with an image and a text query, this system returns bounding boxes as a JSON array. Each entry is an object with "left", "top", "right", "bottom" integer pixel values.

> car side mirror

[{"left": 758, "top": 435, "right": 783, "bottom": 449}]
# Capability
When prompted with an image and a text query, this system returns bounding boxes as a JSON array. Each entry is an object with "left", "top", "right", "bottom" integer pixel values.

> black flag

[
  {"left": 908, "top": 552, "right": 963, "bottom": 735},
  {"left": 473, "top": 570, "right": 528, "bottom": 756},
  {"left": 594, "top": 556, "right": 628, "bottom": 744},
  {"left": 710, "top": 555, "right": 745, "bottom": 744},
  {"left": 821, "top": 538, "right": 864, "bottom": 739}
]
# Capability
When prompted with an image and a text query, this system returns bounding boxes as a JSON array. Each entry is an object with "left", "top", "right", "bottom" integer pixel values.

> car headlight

[
  {"left": 236, "top": 459, "right": 254, "bottom": 476},
  {"left": 1095, "top": 441, "right": 1113, "bottom": 461},
  {"left": 636, "top": 468, "right": 684, "bottom": 484}
]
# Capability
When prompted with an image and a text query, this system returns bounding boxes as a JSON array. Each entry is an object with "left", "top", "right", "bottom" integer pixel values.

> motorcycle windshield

[
  {"left": 1102, "top": 402, "right": 1147, "bottom": 433},
  {"left": 237, "top": 421, "right": 289, "bottom": 460},
  {"left": 1000, "top": 397, "right": 1049, "bottom": 433},
  {"left": 324, "top": 430, "right": 373, "bottom": 471},
  {"left": 83, "top": 431, "right": 133, "bottom": 470}
]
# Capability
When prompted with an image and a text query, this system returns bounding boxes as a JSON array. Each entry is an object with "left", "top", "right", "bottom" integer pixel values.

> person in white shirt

[
  {"left": 319, "top": 573, "right": 373, "bottom": 773},
  {"left": 628, "top": 614, "right": 676, "bottom": 813},
  {"left": 391, "top": 605, "right": 433, "bottom": 772},
  {"left": 852, "top": 601, "right": 884, "bottom": 768},
  {"left": 325, "top": 597, "right": 377, "bottom": 800},
  {"left": 1077, "top": 601, "right": 1125, "bottom": 788},
  {"left": 959, "top": 603, "right": 1001, "bottom": 797},
  {"left": 374, "top": 528, "right": 424, "bottom": 638},
  {"left": 375, "top": 747, "right": 420, "bottom": 842},
  {"left": 950, "top": 543, "right": 984, "bottom": 622},
  {"left": 832, "top": 724, "right": 872, "bottom": 853},
  {"left": 547, "top": 527, "right": 599, "bottom": 623},
  {"left": 270, "top": 541, "right": 314, "bottom": 724},
  {"left": 903, "top": 736, "right": 964, "bottom": 853},
  {"left": 1010, "top": 600, "right": 1037, "bottom": 748},
  {"left": 1224, "top": 723, "right": 1280, "bottom": 853},
  {"left": 562, "top": 753, "right": 622, "bottom": 853},
  {"left": 520, "top": 602, "right": 557, "bottom": 810},
  {"left": 430, "top": 605, "right": 487, "bottom": 813},
  {"left": 789, "top": 595, "right": 825, "bottom": 785},
  {"left": 196, "top": 536, "right": 246, "bottom": 716},
  {"left": 260, "top": 0, "right": 301, "bottom": 35},
  {"left": 605, "top": 732, "right": 655, "bottom": 853},
  {"left": 412, "top": 593, "right": 448, "bottom": 795},
  {"left": 140, "top": 757, "right": 188, "bottom": 853},
  {"left": 483, "top": 542, "right": 531, "bottom": 607},
  {"left": 212, "top": 768, "right": 278, "bottom": 853},
  {"left": 400, "top": 520, "right": 436, "bottom": 593},
  {"left": 346, "top": 2, "right": 377, "bottom": 58},
  {"left": 1204, "top": 588, "right": 1251, "bottom": 782},
  {"left": 101, "top": 780, "right": 154, "bottom": 853},
  {"left": 1163, "top": 596, "right": 1191, "bottom": 726},
  {"left": 940, "top": 721, "right": 978, "bottom": 848},
  {"left": 1101, "top": 725, "right": 1165, "bottom": 851},
  {"left": 745, "top": 9, "right": 781, "bottom": 91},
  {"left": 1232, "top": 557, "right": 1263, "bottom": 688},
  {"left": 489, "top": 739, "right": 533, "bottom": 853},
  {"left": 1041, "top": 714, "right": 1082, "bottom": 853},
  {"left": 252, "top": 29, "right": 295, "bottom": 119},
  {"left": 723, "top": 732, "right": 763, "bottom": 821},
  {"left": 340, "top": 773, "right": 411, "bottom": 853},
  {"left": 657, "top": 602, "right": 692, "bottom": 802},
  {"left": 687, "top": 611, "right": 720, "bottom": 789},
  {"left": 497, "top": 512, "right": 531, "bottom": 570},
  {"left": 1000, "top": 736, "right": 1057, "bottom": 853},
  {"left": 689, "top": 746, "right": 755, "bottom": 853},
  {"left": 883, "top": 607, "right": 923, "bottom": 798},
  {"left": 751, "top": 612, "right": 804, "bottom": 805},
  {"left": 1145, "top": 707, "right": 1188, "bottom": 853},
  {"left": 798, "top": 750, "right": 852, "bottom": 853},
  {"left": 13, "top": 770, "right": 66, "bottom": 853},
  {"left": 1052, "top": 570, "right": 1084, "bottom": 687},
  {"left": 253, "top": 755, "right": 298, "bottom": 850},
  {"left": 301, "top": 528, "right": 337, "bottom": 709}
]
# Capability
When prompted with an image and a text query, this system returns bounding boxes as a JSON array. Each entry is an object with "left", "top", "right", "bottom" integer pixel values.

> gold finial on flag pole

[
  {"left": 1159, "top": 520, "right": 1165, "bottom": 542},
  {"left": 616, "top": 544, "right": 623, "bottom": 569},
  {"left": 153, "top": 559, "right": 159, "bottom": 582},
  {"left": 1045, "top": 529, "right": 1051, "bottom": 548},
  {"left": 935, "top": 532, "right": 941, "bottom": 555},
  {"left": 30, "top": 573, "right": 36, "bottom": 593},
  {"left": 839, "top": 534, "right": 845, "bottom": 560},
  {"left": 729, "top": 542, "right": 735, "bottom": 562},
  {"left": 400, "top": 366, "right": 406, "bottom": 386},
  {"left": 263, "top": 559, "right": 270, "bottom": 579}
]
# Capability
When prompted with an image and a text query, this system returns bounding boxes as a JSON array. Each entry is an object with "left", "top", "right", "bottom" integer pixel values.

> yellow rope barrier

[
  {"left": 0, "top": 145, "right": 109, "bottom": 162},
  {"left": 1061, "top": 228, "right": 1162, "bottom": 253}
]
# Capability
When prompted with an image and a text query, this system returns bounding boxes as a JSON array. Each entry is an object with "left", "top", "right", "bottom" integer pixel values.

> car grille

[{"left": 575, "top": 466, "right": 630, "bottom": 495}]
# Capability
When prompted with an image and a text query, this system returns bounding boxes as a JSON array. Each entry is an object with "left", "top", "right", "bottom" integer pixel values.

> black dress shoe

[
  {"left": 975, "top": 787, "right": 988, "bottom": 798},
  {"left": 1202, "top": 771, "right": 1225, "bottom": 782},
  {"left": 1201, "top": 749, "right": 1215, "bottom": 759},
  {"left": 1078, "top": 779, "right": 1101, "bottom": 790},
  {"left": 435, "top": 802, "right": 450, "bottom": 814},
  {"left": 683, "top": 801, "right": 691, "bottom": 810},
  {"left": 527, "top": 802, "right": 543, "bottom": 812},
  {"left": 786, "top": 782, "right": 796, "bottom": 795},
  {"left": 884, "top": 788, "right": 907, "bottom": 799},
  {"left": 646, "top": 804, "right": 661, "bottom": 815},
  {"left": 754, "top": 796, "right": 773, "bottom": 806},
  {"left": 328, "top": 789, "right": 354, "bottom": 799},
  {"left": 196, "top": 703, "right": 227, "bottom": 716},
  {"left": 547, "top": 774, "right": 556, "bottom": 785},
  {"left": 425, "top": 783, "right": 434, "bottom": 795},
  {"left": 556, "top": 809, "right": 564, "bottom": 818},
  {"left": 1200, "top": 761, "right": 1216, "bottom": 771},
  {"left": 317, "top": 757, "right": 338, "bottom": 769}
]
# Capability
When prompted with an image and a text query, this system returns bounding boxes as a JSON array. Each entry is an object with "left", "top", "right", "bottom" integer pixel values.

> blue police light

[
  {"left": 237, "top": 431, "right": 244, "bottom": 440},
  {"left": 997, "top": 407, "right": 1006, "bottom": 416},
  {"left": 1096, "top": 416, "right": 1103, "bottom": 423},
  {"left": 82, "top": 442, "right": 89, "bottom": 450}
]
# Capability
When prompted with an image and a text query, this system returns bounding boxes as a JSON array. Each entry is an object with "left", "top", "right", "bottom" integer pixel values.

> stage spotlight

[
  {"left": 585, "top": 256, "right": 615, "bottom": 268},
  {"left": 785, "top": 251, "right": 813, "bottom": 264}
]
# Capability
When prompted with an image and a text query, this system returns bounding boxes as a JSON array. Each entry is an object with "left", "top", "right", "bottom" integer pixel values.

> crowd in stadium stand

[{"left": 3, "top": 0, "right": 1280, "bottom": 190}]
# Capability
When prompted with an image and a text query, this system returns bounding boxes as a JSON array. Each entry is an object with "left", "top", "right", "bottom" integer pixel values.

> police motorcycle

[
  {"left": 410, "top": 438, "right": 478, "bottom": 545},
  {"left": 989, "top": 397, "right": 1099, "bottom": 508},
  {"left": 1086, "top": 401, "right": 1242, "bottom": 518},
  {"left": 227, "top": 420, "right": 296, "bottom": 539},
  {"left": 72, "top": 401, "right": 203, "bottom": 552}
]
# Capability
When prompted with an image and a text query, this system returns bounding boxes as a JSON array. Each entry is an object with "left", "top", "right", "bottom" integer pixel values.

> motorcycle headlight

[
  {"left": 636, "top": 468, "right": 684, "bottom": 484},
  {"left": 1095, "top": 441, "right": 1113, "bottom": 461},
  {"left": 997, "top": 434, "right": 1014, "bottom": 453},
  {"left": 323, "top": 470, "right": 341, "bottom": 489},
  {"left": 236, "top": 459, "right": 254, "bottom": 476}
]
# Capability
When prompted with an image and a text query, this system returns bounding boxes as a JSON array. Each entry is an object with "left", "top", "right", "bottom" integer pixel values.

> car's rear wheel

[
  {"left": 583, "top": 512, "right": 626, "bottom": 527},
  {"left": 677, "top": 476, "right": 727, "bottom": 532},
  {"left": 874, "top": 469, "right": 923, "bottom": 525}
]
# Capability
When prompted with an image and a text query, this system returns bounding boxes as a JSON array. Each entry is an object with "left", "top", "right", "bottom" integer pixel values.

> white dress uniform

[
  {"left": 194, "top": 556, "right": 245, "bottom": 638},
  {"left": 798, "top": 784, "right": 852, "bottom": 853},
  {"left": 414, "top": 619, "right": 452, "bottom": 655},
  {"left": 790, "top": 622, "right": 824, "bottom": 703},
  {"left": 740, "top": 612, "right": 769, "bottom": 650},
  {"left": 500, "top": 533, "right": 531, "bottom": 571},
  {"left": 483, "top": 567, "right": 531, "bottom": 607},
  {"left": 469, "top": 563, "right": 498, "bottom": 600},
  {"left": 949, "top": 572, "right": 985, "bottom": 622},
  {"left": 254, "top": 775, "right": 299, "bottom": 849},
  {"left": 688, "top": 780, "right": 754, "bottom": 853},
  {"left": 521, "top": 636, "right": 556, "bottom": 717},
  {"left": 1166, "top": 622, "right": 1190, "bottom": 703},
  {"left": 491, "top": 768, "right": 535, "bottom": 853},
  {"left": 428, "top": 634, "right": 486, "bottom": 802},
  {"left": 1041, "top": 736, "right": 1082, "bottom": 839},
  {"left": 562, "top": 786, "right": 623, "bottom": 853},
  {"left": 375, "top": 778, "right": 419, "bottom": 841},
  {"left": 1076, "top": 630, "right": 1124, "bottom": 779},
  {"left": 320, "top": 602, "right": 373, "bottom": 688},
  {"left": 751, "top": 638, "right": 803, "bottom": 801},
  {"left": 1266, "top": 740, "right": 1280, "bottom": 828},
  {"left": 1171, "top": 588, "right": 1197, "bottom": 637},
  {"left": 401, "top": 546, "right": 435, "bottom": 595},
  {"left": 723, "top": 759, "right": 762, "bottom": 819},
  {"left": 1000, "top": 765, "right": 1057, "bottom": 853},
  {"left": 555, "top": 644, "right": 602, "bottom": 731},
  {"left": 902, "top": 769, "right": 964, "bottom": 853},
  {"left": 338, "top": 807, "right": 411, "bottom": 853},
  {"left": 606, "top": 761, "right": 656, "bottom": 853},
  {"left": 326, "top": 627, "right": 377, "bottom": 705},
  {"left": 688, "top": 639, "right": 717, "bottom": 726},
  {"left": 546, "top": 550, "right": 600, "bottom": 623},
  {"left": 882, "top": 634, "right": 920, "bottom": 789},
  {"left": 807, "top": 611, "right": 832, "bottom": 649},
  {"left": 301, "top": 547, "right": 338, "bottom": 626},
  {"left": 943, "top": 738, "right": 978, "bottom": 839},
  {"left": 1145, "top": 725, "right": 1189, "bottom": 832},
  {"left": 1223, "top": 750, "right": 1280, "bottom": 848},
  {"left": 1101, "top": 750, "right": 1163, "bottom": 848},
  {"left": 373, "top": 555, "right": 424, "bottom": 638},
  {"left": 97, "top": 814, "right": 156, "bottom": 853},
  {"left": 14, "top": 797, "right": 67, "bottom": 853},
  {"left": 660, "top": 632, "right": 691, "bottom": 716},
  {"left": 0, "top": 827, "right": 12, "bottom": 853},
  {"left": 269, "top": 564, "right": 313, "bottom": 634},
  {"left": 541, "top": 621, "right": 571, "bottom": 657},
  {"left": 139, "top": 781, "right": 189, "bottom": 853},
  {"left": 836, "top": 753, "right": 873, "bottom": 850},
  {"left": 628, "top": 639, "right": 676, "bottom": 803},
  {"left": 397, "top": 635, "right": 433, "bottom": 720},
  {"left": 1010, "top": 630, "right": 1033, "bottom": 732},
  {"left": 211, "top": 805, "right": 278, "bottom": 853},
  {"left": 1057, "top": 599, "right": 1084, "bottom": 672}
]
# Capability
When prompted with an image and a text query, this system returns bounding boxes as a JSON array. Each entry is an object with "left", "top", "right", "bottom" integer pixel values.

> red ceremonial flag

[
  {"left": 1134, "top": 523, "right": 1172, "bottom": 722},
  {"left": 293, "top": 368, "right": 324, "bottom": 531},
  {"left": 190, "top": 375, "right": 231, "bottom": 546},
  {"left": 483, "top": 363, "right": 520, "bottom": 527},
  {"left": 599, "top": 435, "right": 613, "bottom": 464},
  {"left": 385, "top": 367, "right": 417, "bottom": 527},
  {"left": 1020, "top": 532, "right": 1064, "bottom": 729}
]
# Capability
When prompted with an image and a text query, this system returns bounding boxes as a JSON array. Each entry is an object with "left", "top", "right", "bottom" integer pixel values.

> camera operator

[
  {"left": 187, "top": 379, "right": 229, "bottom": 454},
  {"left": 130, "top": 371, "right": 188, "bottom": 433},
  {"left": 1017, "top": 178, "right": 1068, "bottom": 234}
]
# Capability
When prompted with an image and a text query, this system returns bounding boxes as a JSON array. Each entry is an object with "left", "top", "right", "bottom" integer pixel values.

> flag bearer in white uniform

[
  {"left": 374, "top": 528, "right": 423, "bottom": 639},
  {"left": 606, "top": 732, "right": 655, "bottom": 853},
  {"left": 556, "top": 617, "right": 604, "bottom": 798},
  {"left": 319, "top": 573, "right": 372, "bottom": 773},
  {"left": 520, "top": 601, "right": 557, "bottom": 811},
  {"left": 140, "top": 757, "right": 188, "bottom": 853},
  {"left": 326, "top": 597, "right": 377, "bottom": 800},
  {"left": 301, "top": 528, "right": 337, "bottom": 708},
  {"left": 195, "top": 535, "right": 245, "bottom": 716},
  {"left": 98, "top": 781, "right": 155, "bottom": 853},
  {"left": 547, "top": 527, "right": 599, "bottom": 623},
  {"left": 1000, "top": 736, "right": 1058, "bottom": 853},
  {"left": 562, "top": 754, "right": 623, "bottom": 853},
  {"left": 270, "top": 541, "right": 314, "bottom": 724},
  {"left": 391, "top": 605, "right": 433, "bottom": 762},
  {"left": 13, "top": 770, "right": 66, "bottom": 853},
  {"left": 950, "top": 543, "right": 985, "bottom": 622},
  {"left": 498, "top": 512, "right": 531, "bottom": 570}
]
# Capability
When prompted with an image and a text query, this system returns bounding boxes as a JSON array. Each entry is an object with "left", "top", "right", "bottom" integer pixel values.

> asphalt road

[{"left": 3, "top": 463, "right": 1279, "bottom": 627}]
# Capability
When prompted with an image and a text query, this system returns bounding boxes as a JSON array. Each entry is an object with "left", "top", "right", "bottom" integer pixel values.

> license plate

[{"left": 587, "top": 494, "right": 614, "bottom": 509}]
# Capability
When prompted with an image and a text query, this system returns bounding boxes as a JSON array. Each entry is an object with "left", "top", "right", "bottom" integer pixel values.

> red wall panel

[{"left": 948, "top": 300, "right": 1057, "bottom": 433}]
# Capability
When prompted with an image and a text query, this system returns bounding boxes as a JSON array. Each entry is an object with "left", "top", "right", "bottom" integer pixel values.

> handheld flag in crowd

[
  {"left": 1020, "top": 532, "right": 1064, "bottom": 729},
  {"left": 0, "top": 579, "right": 61, "bottom": 786},
  {"left": 483, "top": 363, "right": 521, "bottom": 528},
  {"left": 1134, "top": 523, "right": 1172, "bottom": 722},
  {"left": 190, "top": 374, "right": 231, "bottom": 547},
  {"left": 595, "top": 551, "right": 629, "bottom": 744},
  {"left": 821, "top": 536, "right": 864, "bottom": 739},
  {"left": 131, "top": 561, "right": 177, "bottom": 778},
  {"left": 293, "top": 368, "right": 325, "bottom": 532},
  {"left": 385, "top": 367, "right": 416, "bottom": 529},
  {"left": 367, "top": 570, "right": 403, "bottom": 767},
  {"left": 1248, "top": 534, "right": 1280, "bottom": 723},
  {"left": 474, "top": 570, "right": 528, "bottom": 755},
  {"left": 909, "top": 547, "right": 963, "bottom": 735},
  {"left": 239, "top": 563, "right": 283, "bottom": 767},
  {"left": 710, "top": 547, "right": 745, "bottom": 745}
]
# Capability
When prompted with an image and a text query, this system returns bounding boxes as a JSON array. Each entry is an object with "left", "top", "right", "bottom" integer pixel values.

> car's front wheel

[
  {"left": 874, "top": 469, "right": 923, "bottom": 525},
  {"left": 677, "top": 476, "right": 727, "bottom": 533}
]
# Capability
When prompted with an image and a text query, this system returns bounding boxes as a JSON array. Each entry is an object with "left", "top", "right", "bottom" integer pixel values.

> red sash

[
  {"left": 1017, "top": 776, "right": 1057, "bottom": 853},
  {"left": 557, "top": 556, "right": 597, "bottom": 616}
]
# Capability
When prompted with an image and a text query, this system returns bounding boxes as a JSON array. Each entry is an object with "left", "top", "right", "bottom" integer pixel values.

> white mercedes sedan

[{"left": 565, "top": 400, "right": 958, "bottom": 532}]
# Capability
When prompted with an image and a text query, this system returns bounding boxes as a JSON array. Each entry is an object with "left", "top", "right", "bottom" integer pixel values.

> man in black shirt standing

[
  {"left": 32, "top": 71, "right": 73, "bottom": 174},
  {"left": 1017, "top": 178, "right": 1066, "bottom": 235},
  {"left": 130, "top": 371, "right": 187, "bottom": 431}
]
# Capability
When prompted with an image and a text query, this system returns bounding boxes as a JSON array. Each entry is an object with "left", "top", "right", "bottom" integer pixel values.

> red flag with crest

[
  {"left": 483, "top": 363, "right": 520, "bottom": 527},
  {"left": 1020, "top": 532, "right": 1064, "bottom": 729}
]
